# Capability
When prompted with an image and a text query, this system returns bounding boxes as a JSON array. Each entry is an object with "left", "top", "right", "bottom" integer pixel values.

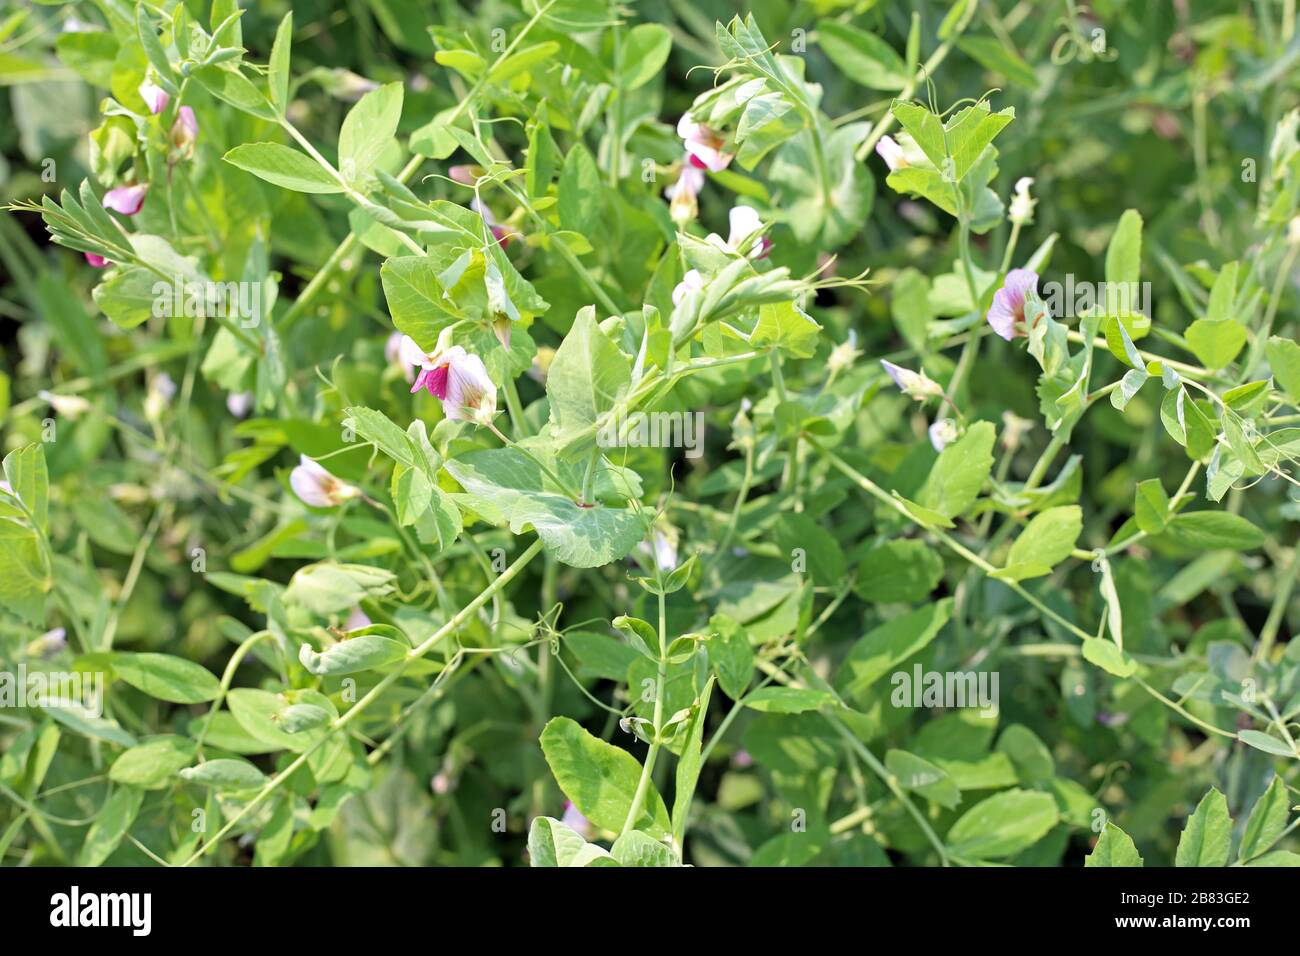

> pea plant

[{"left": 2, "top": 0, "right": 1300, "bottom": 869}]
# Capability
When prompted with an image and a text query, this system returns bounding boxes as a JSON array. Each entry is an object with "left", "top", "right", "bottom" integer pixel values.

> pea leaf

[
  {"left": 855, "top": 539, "right": 944, "bottom": 603},
  {"left": 1085, "top": 823, "right": 1145, "bottom": 866},
  {"left": 1175, "top": 788, "right": 1231, "bottom": 867},
  {"left": 112, "top": 652, "right": 221, "bottom": 704},
  {"left": 917, "top": 420, "right": 995, "bottom": 520},
  {"left": 224, "top": 143, "right": 343, "bottom": 194},
  {"left": 835, "top": 599, "right": 953, "bottom": 699},
  {"left": 946, "top": 789, "right": 1059, "bottom": 859},
  {"left": 995, "top": 505, "right": 1082, "bottom": 581},
  {"left": 817, "top": 21, "right": 908, "bottom": 91}
]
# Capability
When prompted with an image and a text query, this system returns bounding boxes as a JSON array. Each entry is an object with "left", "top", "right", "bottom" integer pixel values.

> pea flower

[
  {"left": 226, "top": 391, "right": 254, "bottom": 418},
  {"left": 1008, "top": 177, "right": 1036, "bottom": 226},
  {"left": 290, "top": 455, "right": 361, "bottom": 508},
  {"left": 929, "top": 418, "right": 959, "bottom": 451},
  {"left": 672, "top": 269, "right": 705, "bottom": 306},
  {"left": 880, "top": 360, "right": 944, "bottom": 400},
  {"left": 139, "top": 77, "right": 169, "bottom": 114},
  {"left": 442, "top": 350, "right": 498, "bottom": 424},
  {"left": 345, "top": 607, "right": 371, "bottom": 630},
  {"left": 726, "top": 204, "right": 771, "bottom": 258},
  {"left": 561, "top": 801, "right": 594, "bottom": 840},
  {"left": 401, "top": 330, "right": 456, "bottom": 397},
  {"left": 103, "top": 184, "right": 148, "bottom": 216},
  {"left": 677, "top": 115, "right": 733, "bottom": 172},
  {"left": 987, "top": 268, "right": 1041, "bottom": 341},
  {"left": 170, "top": 106, "right": 198, "bottom": 160},
  {"left": 447, "top": 165, "right": 481, "bottom": 185},
  {"left": 144, "top": 371, "right": 176, "bottom": 421},
  {"left": 386, "top": 331, "right": 415, "bottom": 383},
  {"left": 470, "top": 198, "right": 514, "bottom": 248},
  {"left": 85, "top": 253, "right": 110, "bottom": 268},
  {"left": 665, "top": 158, "right": 705, "bottom": 226},
  {"left": 875, "top": 135, "right": 909, "bottom": 171},
  {"left": 39, "top": 390, "right": 91, "bottom": 419}
]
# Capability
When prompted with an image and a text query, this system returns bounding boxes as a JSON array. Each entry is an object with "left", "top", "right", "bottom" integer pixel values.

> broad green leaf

[
  {"left": 3, "top": 443, "right": 48, "bottom": 533},
  {"left": 267, "top": 12, "right": 293, "bottom": 112},
  {"left": 112, "top": 652, "right": 221, "bottom": 704},
  {"left": 709, "top": 613, "right": 753, "bottom": 700},
  {"left": 1085, "top": 822, "right": 1144, "bottom": 866},
  {"left": 835, "top": 599, "right": 953, "bottom": 699},
  {"left": 611, "top": 829, "right": 681, "bottom": 866},
  {"left": 1265, "top": 335, "right": 1300, "bottom": 401},
  {"left": 224, "top": 142, "right": 343, "bottom": 194},
  {"left": 946, "top": 789, "right": 1059, "bottom": 859},
  {"left": 91, "top": 266, "right": 160, "bottom": 329},
  {"left": 298, "top": 626, "right": 409, "bottom": 676},
  {"left": 958, "top": 36, "right": 1039, "bottom": 89},
  {"left": 917, "top": 420, "right": 995, "bottom": 520},
  {"left": 179, "top": 758, "right": 267, "bottom": 791},
  {"left": 539, "top": 716, "right": 670, "bottom": 838},
  {"left": 1175, "top": 788, "right": 1231, "bottom": 867},
  {"left": 338, "top": 82, "right": 403, "bottom": 183},
  {"left": 547, "top": 306, "right": 631, "bottom": 452},
  {"left": 996, "top": 505, "right": 1081, "bottom": 581},
  {"left": 1162, "top": 511, "right": 1266, "bottom": 550},
  {"left": 283, "top": 562, "right": 396, "bottom": 614},
  {"left": 1239, "top": 775, "right": 1290, "bottom": 862},
  {"left": 227, "top": 688, "right": 325, "bottom": 753},
  {"left": 1185, "top": 319, "right": 1247, "bottom": 369},
  {"left": 1081, "top": 637, "right": 1137, "bottom": 678},
  {"left": 743, "top": 687, "right": 836, "bottom": 714},
  {"left": 854, "top": 539, "right": 944, "bottom": 603},
  {"left": 78, "top": 786, "right": 143, "bottom": 866},
  {"left": 1134, "top": 478, "right": 1170, "bottom": 534},
  {"left": 109, "top": 736, "right": 197, "bottom": 790},
  {"left": 527, "top": 816, "right": 615, "bottom": 867},
  {"left": 817, "top": 21, "right": 908, "bottom": 90},
  {"left": 619, "top": 24, "right": 672, "bottom": 90},
  {"left": 558, "top": 143, "right": 601, "bottom": 236},
  {"left": 1237, "top": 729, "right": 1296, "bottom": 757},
  {"left": 1104, "top": 209, "right": 1143, "bottom": 287},
  {"left": 750, "top": 300, "right": 822, "bottom": 358},
  {"left": 885, "top": 749, "right": 961, "bottom": 809}
]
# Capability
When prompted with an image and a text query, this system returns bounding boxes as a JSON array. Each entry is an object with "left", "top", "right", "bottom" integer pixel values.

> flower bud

[
  {"left": 880, "top": 360, "right": 944, "bottom": 400},
  {"left": 139, "top": 78, "right": 169, "bottom": 114},
  {"left": 290, "top": 455, "right": 361, "bottom": 508}
]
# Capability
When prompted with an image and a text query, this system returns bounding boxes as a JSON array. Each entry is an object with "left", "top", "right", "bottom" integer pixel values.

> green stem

[{"left": 622, "top": 591, "right": 668, "bottom": 835}]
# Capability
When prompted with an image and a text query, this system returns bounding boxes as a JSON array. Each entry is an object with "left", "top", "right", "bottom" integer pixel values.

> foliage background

[{"left": 0, "top": 0, "right": 1298, "bottom": 867}]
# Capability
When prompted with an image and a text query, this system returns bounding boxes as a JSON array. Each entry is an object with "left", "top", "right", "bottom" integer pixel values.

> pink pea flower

[
  {"left": 85, "top": 253, "right": 110, "bottom": 268},
  {"left": 665, "top": 157, "right": 705, "bottom": 226},
  {"left": 471, "top": 198, "right": 515, "bottom": 248},
  {"left": 987, "top": 268, "right": 1041, "bottom": 341},
  {"left": 561, "top": 801, "right": 594, "bottom": 840},
  {"left": 290, "top": 455, "right": 360, "bottom": 508},
  {"left": 169, "top": 106, "right": 198, "bottom": 160},
  {"left": 672, "top": 269, "right": 705, "bottom": 306},
  {"left": 726, "top": 205, "right": 771, "bottom": 258},
  {"left": 677, "top": 115, "right": 733, "bottom": 172},
  {"left": 875, "top": 135, "right": 909, "bottom": 171},
  {"left": 401, "top": 331, "right": 456, "bottom": 398},
  {"left": 226, "top": 391, "right": 254, "bottom": 418},
  {"left": 139, "top": 78, "right": 169, "bottom": 114},
  {"left": 386, "top": 331, "right": 415, "bottom": 383},
  {"left": 880, "top": 360, "right": 943, "bottom": 400},
  {"left": 345, "top": 607, "right": 372, "bottom": 631},
  {"left": 103, "top": 184, "right": 148, "bottom": 216},
  {"left": 442, "top": 350, "right": 498, "bottom": 425},
  {"left": 447, "top": 165, "right": 480, "bottom": 185},
  {"left": 929, "top": 418, "right": 959, "bottom": 452}
]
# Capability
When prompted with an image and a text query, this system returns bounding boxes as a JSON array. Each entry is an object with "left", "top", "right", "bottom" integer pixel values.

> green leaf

[
  {"left": 109, "top": 736, "right": 197, "bottom": 790},
  {"left": 224, "top": 142, "right": 343, "bottom": 194},
  {"left": 112, "top": 652, "right": 221, "bottom": 704},
  {"left": 227, "top": 688, "right": 325, "bottom": 754},
  {"left": 1134, "top": 478, "right": 1170, "bottom": 534},
  {"left": 446, "top": 448, "right": 643, "bottom": 568},
  {"left": 1175, "top": 788, "right": 1231, "bottom": 867},
  {"left": 854, "top": 539, "right": 944, "bottom": 603},
  {"left": 743, "top": 687, "right": 836, "bottom": 713},
  {"left": 1237, "top": 729, "right": 1296, "bottom": 757},
  {"left": 671, "top": 678, "right": 714, "bottom": 846},
  {"left": 1239, "top": 775, "right": 1290, "bottom": 862},
  {"left": 750, "top": 300, "right": 822, "bottom": 358},
  {"left": 338, "top": 82, "right": 403, "bottom": 183},
  {"left": 0, "top": 518, "right": 47, "bottom": 625},
  {"left": 917, "top": 420, "right": 995, "bottom": 520},
  {"left": 1104, "top": 209, "right": 1143, "bottom": 287},
  {"left": 267, "top": 12, "right": 293, "bottom": 112},
  {"left": 1265, "top": 336, "right": 1300, "bottom": 401},
  {"left": 885, "top": 749, "right": 961, "bottom": 809},
  {"left": 91, "top": 266, "right": 160, "bottom": 329},
  {"left": 958, "top": 36, "right": 1039, "bottom": 89},
  {"left": 619, "top": 24, "right": 672, "bottom": 90},
  {"left": 4, "top": 443, "right": 48, "bottom": 533},
  {"left": 558, "top": 143, "right": 601, "bottom": 236},
  {"left": 611, "top": 829, "right": 681, "bottom": 866},
  {"left": 527, "top": 816, "right": 616, "bottom": 867},
  {"left": 1085, "top": 822, "right": 1145, "bottom": 866},
  {"left": 946, "top": 789, "right": 1059, "bottom": 860},
  {"left": 996, "top": 505, "right": 1081, "bottom": 581},
  {"left": 539, "top": 716, "right": 670, "bottom": 838},
  {"left": 835, "top": 599, "right": 953, "bottom": 699},
  {"left": 283, "top": 562, "right": 396, "bottom": 614},
  {"left": 78, "top": 786, "right": 143, "bottom": 866},
  {"left": 1185, "top": 319, "right": 1247, "bottom": 369},
  {"left": 817, "top": 21, "right": 908, "bottom": 91},
  {"left": 487, "top": 41, "right": 561, "bottom": 84},
  {"left": 1163, "top": 511, "right": 1266, "bottom": 550},
  {"left": 179, "top": 758, "right": 267, "bottom": 791},
  {"left": 546, "top": 306, "right": 632, "bottom": 454},
  {"left": 1081, "top": 637, "right": 1137, "bottom": 678},
  {"left": 710, "top": 614, "right": 754, "bottom": 700},
  {"left": 298, "top": 626, "right": 409, "bottom": 676}
]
